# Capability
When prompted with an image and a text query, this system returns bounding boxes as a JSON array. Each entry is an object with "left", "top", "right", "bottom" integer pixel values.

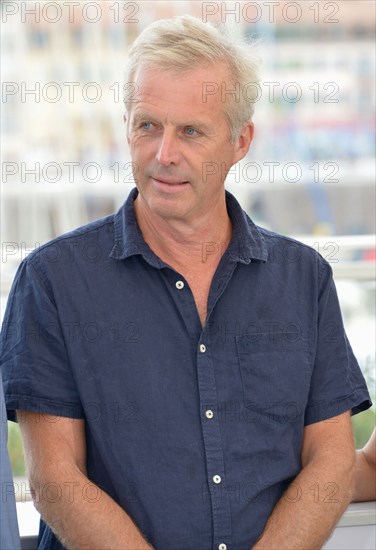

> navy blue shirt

[{"left": 1, "top": 188, "right": 371, "bottom": 550}]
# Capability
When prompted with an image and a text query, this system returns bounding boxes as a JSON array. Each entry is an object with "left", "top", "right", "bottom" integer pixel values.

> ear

[{"left": 233, "top": 121, "right": 254, "bottom": 164}]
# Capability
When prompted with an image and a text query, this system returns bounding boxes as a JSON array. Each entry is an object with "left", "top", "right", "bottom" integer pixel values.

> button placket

[{"left": 196, "top": 320, "right": 232, "bottom": 545}]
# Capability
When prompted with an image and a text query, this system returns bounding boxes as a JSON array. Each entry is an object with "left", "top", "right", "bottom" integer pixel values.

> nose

[{"left": 156, "top": 129, "right": 180, "bottom": 166}]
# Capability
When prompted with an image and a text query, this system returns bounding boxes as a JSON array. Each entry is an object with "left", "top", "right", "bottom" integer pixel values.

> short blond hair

[{"left": 123, "top": 15, "right": 260, "bottom": 142}]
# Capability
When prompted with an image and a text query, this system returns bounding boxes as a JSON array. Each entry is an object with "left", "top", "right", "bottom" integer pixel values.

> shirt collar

[{"left": 110, "top": 187, "right": 268, "bottom": 265}]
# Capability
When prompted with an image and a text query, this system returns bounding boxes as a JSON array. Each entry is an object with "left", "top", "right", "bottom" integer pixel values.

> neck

[{"left": 134, "top": 193, "right": 232, "bottom": 273}]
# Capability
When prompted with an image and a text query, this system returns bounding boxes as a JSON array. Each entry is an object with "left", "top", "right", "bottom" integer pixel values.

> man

[{"left": 0, "top": 15, "right": 372, "bottom": 550}]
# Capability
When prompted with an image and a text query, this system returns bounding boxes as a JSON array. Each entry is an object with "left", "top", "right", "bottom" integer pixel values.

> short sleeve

[
  {"left": 0, "top": 259, "right": 84, "bottom": 421},
  {"left": 304, "top": 259, "right": 372, "bottom": 425}
]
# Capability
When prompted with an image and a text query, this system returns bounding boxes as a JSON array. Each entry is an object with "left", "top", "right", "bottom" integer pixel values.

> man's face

[{"left": 126, "top": 64, "right": 253, "bottom": 224}]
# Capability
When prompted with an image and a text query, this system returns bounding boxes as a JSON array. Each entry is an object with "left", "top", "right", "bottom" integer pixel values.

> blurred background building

[{"left": 1, "top": 0, "right": 375, "bottom": 503}]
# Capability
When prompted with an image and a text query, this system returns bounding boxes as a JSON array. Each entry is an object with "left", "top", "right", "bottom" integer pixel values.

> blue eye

[
  {"left": 185, "top": 127, "right": 198, "bottom": 136},
  {"left": 142, "top": 122, "right": 152, "bottom": 130}
]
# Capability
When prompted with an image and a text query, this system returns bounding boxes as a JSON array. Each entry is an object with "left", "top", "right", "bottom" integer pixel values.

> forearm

[
  {"left": 31, "top": 463, "right": 153, "bottom": 550},
  {"left": 252, "top": 453, "right": 355, "bottom": 549}
]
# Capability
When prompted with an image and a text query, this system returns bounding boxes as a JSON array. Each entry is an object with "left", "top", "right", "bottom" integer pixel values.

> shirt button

[
  {"left": 199, "top": 344, "right": 206, "bottom": 353},
  {"left": 218, "top": 545, "right": 227, "bottom": 550},
  {"left": 205, "top": 410, "right": 214, "bottom": 419},
  {"left": 175, "top": 280, "right": 184, "bottom": 290},
  {"left": 213, "top": 475, "right": 221, "bottom": 484}
]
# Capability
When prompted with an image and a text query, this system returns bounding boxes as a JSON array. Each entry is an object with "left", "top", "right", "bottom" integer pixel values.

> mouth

[{"left": 152, "top": 177, "right": 189, "bottom": 186}]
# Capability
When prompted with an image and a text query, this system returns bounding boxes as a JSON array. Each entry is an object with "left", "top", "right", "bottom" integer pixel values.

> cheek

[
  {"left": 130, "top": 141, "right": 147, "bottom": 162},
  {"left": 132, "top": 135, "right": 157, "bottom": 155}
]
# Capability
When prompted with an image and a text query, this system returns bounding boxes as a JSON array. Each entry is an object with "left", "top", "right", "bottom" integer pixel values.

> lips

[{"left": 153, "top": 177, "right": 188, "bottom": 185}]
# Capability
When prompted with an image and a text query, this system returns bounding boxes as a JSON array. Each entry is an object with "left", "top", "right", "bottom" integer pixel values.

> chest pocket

[{"left": 236, "top": 332, "right": 311, "bottom": 424}]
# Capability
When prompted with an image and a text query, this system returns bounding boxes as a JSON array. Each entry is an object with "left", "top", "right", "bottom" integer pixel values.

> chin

[
  {"left": 152, "top": 203, "right": 188, "bottom": 221},
  {"left": 137, "top": 182, "right": 195, "bottom": 220}
]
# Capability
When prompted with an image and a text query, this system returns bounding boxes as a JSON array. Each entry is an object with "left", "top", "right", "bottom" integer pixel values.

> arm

[
  {"left": 252, "top": 411, "right": 355, "bottom": 550},
  {"left": 17, "top": 410, "right": 153, "bottom": 550},
  {"left": 353, "top": 428, "right": 376, "bottom": 502}
]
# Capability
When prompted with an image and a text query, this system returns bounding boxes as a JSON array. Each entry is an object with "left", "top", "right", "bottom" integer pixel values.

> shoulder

[
  {"left": 13, "top": 215, "right": 116, "bottom": 297},
  {"left": 24, "top": 214, "right": 115, "bottom": 267},
  {"left": 252, "top": 222, "right": 331, "bottom": 280},
  {"left": 257, "top": 225, "right": 317, "bottom": 254},
  {"left": 255, "top": 220, "right": 321, "bottom": 253}
]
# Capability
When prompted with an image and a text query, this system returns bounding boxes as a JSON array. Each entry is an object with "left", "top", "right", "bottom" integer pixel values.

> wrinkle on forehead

[
  {"left": 130, "top": 65, "right": 231, "bottom": 131},
  {"left": 134, "top": 63, "right": 231, "bottom": 102}
]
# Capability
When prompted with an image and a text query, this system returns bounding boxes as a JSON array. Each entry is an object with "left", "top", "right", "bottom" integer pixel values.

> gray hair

[{"left": 123, "top": 15, "right": 260, "bottom": 142}]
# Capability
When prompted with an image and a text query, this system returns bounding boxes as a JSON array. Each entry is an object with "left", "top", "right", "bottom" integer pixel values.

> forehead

[{"left": 130, "top": 63, "right": 231, "bottom": 125}]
